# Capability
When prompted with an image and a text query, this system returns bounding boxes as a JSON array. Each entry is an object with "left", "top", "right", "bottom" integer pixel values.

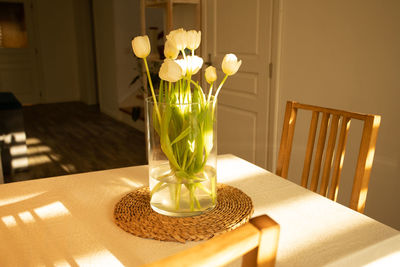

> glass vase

[{"left": 145, "top": 97, "right": 217, "bottom": 217}]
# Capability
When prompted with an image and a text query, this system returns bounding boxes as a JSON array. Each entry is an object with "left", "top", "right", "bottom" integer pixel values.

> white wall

[
  {"left": 114, "top": 0, "right": 140, "bottom": 105},
  {"left": 92, "top": 0, "right": 119, "bottom": 117},
  {"left": 73, "top": 0, "right": 97, "bottom": 105},
  {"left": 35, "top": 0, "right": 80, "bottom": 103},
  {"left": 275, "top": 0, "right": 400, "bottom": 229}
]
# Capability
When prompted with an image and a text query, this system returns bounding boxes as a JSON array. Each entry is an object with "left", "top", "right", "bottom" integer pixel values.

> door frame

[{"left": 266, "top": 0, "right": 284, "bottom": 171}]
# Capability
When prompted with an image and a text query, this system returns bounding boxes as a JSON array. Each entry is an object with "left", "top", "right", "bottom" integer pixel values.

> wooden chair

[
  {"left": 276, "top": 101, "right": 381, "bottom": 213},
  {"left": 142, "top": 215, "right": 280, "bottom": 267}
]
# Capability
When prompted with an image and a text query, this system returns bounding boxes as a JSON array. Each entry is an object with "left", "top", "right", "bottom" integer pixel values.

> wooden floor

[{"left": 5, "top": 102, "right": 146, "bottom": 183}]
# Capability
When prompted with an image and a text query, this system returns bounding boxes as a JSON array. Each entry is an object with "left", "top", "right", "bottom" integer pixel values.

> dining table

[{"left": 0, "top": 154, "right": 399, "bottom": 266}]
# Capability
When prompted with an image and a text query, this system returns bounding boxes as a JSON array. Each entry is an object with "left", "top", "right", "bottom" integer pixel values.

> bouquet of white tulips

[{"left": 132, "top": 28, "right": 241, "bottom": 216}]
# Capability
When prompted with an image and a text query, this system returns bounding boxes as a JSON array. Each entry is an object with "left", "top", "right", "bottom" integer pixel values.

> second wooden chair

[{"left": 276, "top": 101, "right": 380, "bottom": 213}]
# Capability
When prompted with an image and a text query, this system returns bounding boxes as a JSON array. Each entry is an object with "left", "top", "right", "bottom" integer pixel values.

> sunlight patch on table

[
  {"left": 1, "top": 215, "right": 17, "bottom": 227},
  {"left": 34, "top": 202, "right": 70, "bottom": 220},
  {"left": 364, "top": 251, "right": 400, "bottom": 267},
  {"left": 263, "top": 191, "right": 372, "bottom": 263},
  {"left": 119, "top": 177, "right": 143, "bottom": 188},
  {"left": 324, "top": 235, "right": 400, "bottom": 267},
  {"left": 217, "top": 155, "right": 265, "bottom": 183},
  {"left": 75, "top": 249, "right": 124, "bottom": 267},
  {"left": 0, "top": 191, "right": 45, "bottom": 206},
  {"left": 18, "top": 211, "right": 35, "bottom": 224}
]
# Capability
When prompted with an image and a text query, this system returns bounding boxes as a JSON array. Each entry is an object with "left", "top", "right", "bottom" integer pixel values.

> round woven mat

[{"left": 113, "top": 184, "right": 254, "bottom": 243}]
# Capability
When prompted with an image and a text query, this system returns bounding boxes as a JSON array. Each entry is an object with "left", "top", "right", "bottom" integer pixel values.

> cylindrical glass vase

[{"left": 145, "top": 97, "right": 217, "bottom": 217}]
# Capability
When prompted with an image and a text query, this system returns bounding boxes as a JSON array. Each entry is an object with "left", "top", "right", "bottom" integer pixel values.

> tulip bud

[
  {"left": 186, "top": 30, "right": 201, "bottom": 51},
  {"left": 205, "top": 66, "right": 217, "bottom": 84},
  {"left": 222, "top": 54, "right": 242, "bottom": 76},
  {"left": 131, "top": 35, "right": 151, "bottom": 58},
  {"left": 159, "top": 59, "right": 182, "bottom": 82},
  {"left": 164, "top": 39, "right": 179, "bottom": 59},
  {"left": 166, "top": 28, "right": 187, "bottom": 51}
]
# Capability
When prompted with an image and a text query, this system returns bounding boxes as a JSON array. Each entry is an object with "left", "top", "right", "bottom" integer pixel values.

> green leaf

[
  {"left": 171, "top": 126, "right": 191, "bottom": 146},
  {"left": 158, "top": 80, "right": 164, "bottom": 103}
]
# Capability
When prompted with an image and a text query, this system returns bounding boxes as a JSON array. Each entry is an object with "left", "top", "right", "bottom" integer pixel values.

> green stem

[
  {"left": 207, "top": 83, "right": 214, "bottom": 104},
  {"left": 211, "top": 175, "right": 216, "bottom": 204},
  {"left": 175, "top": 179, "right": 181, "bottom": 210},
  {"left": 195, "top": 195, "right": 201, "bottom": 209},
  {"left": 212, "top": 74, "right": 229, "bottom": 115},
  {"left": 143, "top": 58, "right": 161, "bottom": 124},
  {"left": 151, "top": 181, "right": 165, "bottom": 197},
  {"left": 213, "top": 75, "right": 228, "bottom": 105},
  {"left": 189, "top": 184, "right": 195, "bottom": 211}
]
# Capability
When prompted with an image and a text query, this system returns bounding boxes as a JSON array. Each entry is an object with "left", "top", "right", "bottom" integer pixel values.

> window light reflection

[
  {"left": 25, "top": 154, "right": 52, "bottom": 166},
  {"left": 10, "top": 144, "right": 27, "bottom": 156},
  {"left": 26, "top": 137, "right": 41, "bottom": 145},
  {"left": 11, "top": 157, "right": 28, "bottom": 169},
  {"left": 8, "top": 131, "right": 26, "bottom": 143}
]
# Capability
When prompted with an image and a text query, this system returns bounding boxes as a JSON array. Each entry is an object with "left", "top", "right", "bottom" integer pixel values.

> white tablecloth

[{"left": 0, "top": 154, "right": 399, "bottom": 266}]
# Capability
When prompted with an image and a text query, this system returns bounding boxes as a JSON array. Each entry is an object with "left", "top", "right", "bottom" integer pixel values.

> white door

[
  {"left": 203, "top": 0, "right": 272, "bottom": 168},
  {"left": 0, "top": 0, "right": 41, "bottom": 104}
]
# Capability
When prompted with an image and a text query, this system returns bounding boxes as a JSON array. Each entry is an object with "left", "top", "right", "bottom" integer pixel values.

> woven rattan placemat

[{"left": 113, "top": 184, "right": 254, "bottom": 243}]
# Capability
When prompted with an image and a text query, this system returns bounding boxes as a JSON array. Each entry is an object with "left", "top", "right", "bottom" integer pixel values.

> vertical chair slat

[
  {"left": 319, "top": 115, "right": 340, "bottom": 196},
  {"left": 301, "top": 111, "right": 319, "bottom": 187},
  {"left": 350, "top": 115, "right": 381, "bottom": 213},
  {"left": 310, "top": 113, "right": 330, "bottom": 192},
  {"left": 328, "top": 117, "right": 351, "bottom": 201},
  {"left": 276, "top": 101, "right": 297, "bottom": 178}
]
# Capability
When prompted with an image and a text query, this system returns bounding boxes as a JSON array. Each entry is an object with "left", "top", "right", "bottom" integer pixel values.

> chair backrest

[
  {"left": 142, "top": 215, "right": 280, "bottom": 267},
  {"left": 276, "top": 101, "right": 381, "bottom": 213}
]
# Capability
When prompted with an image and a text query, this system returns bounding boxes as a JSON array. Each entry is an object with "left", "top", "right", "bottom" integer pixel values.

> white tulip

[
  {"left": 205, "top": 66, "right": 217, "bottom": 84},
  {"left": 166, "top": 28, "right": 187, "bottom": 51},
  {"left": 159, "top": 59, "right": 182, "bottom": 82},
  {"left": 187, "top": 55, "right": 203, "bottom": 75},
  {"left": 175, "top": 56, "right": 203, "bottom": 76},
  {"left": 186, "top": 30, "right": 201, "bottom": 51},
  {"left": 222, "top": 53, "right": 242, "bottom": 76},
  {"left": 175, "top": 58, "right": 187, "bottom": 77},
  {"left": 164, "top": 39, "right": 179, "bottom": 59},
  {"left": 131, "top": 35, "right": 151, "bottom": 58}
]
